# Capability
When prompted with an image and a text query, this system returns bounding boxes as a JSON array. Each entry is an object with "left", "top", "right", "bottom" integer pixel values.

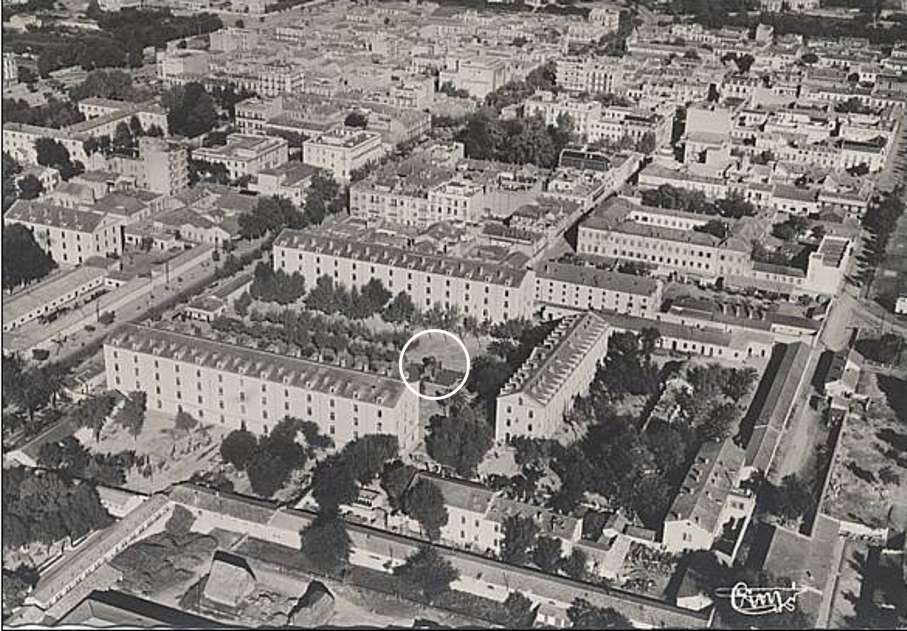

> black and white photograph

[{"left": 1, "top": 0, "right": 906, "bottom": 628}]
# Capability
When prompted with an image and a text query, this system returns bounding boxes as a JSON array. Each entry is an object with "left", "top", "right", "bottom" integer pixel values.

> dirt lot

[
  {"left": 79, "top": 411, "right": 229, "bottom": 494},
  {"left": 822, "top": 374, "right": 907, "bottom": 529}
]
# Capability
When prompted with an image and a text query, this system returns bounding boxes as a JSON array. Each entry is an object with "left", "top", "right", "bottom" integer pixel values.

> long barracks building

[
  {"left": 273, "top": 228, "right": 534, "bottom": 323},
  {"left": 103, "top": 324, "right": 421, "bottom": 452}
]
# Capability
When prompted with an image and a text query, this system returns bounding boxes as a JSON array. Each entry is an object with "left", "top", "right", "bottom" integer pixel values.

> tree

[
  {"left": 561, "top": 549, "right": 588, "bottom": 580},
  {"left": 380, "top": 460, "right": 416, "bottom": 511},
  {"left": 17, "top": 174, "right": 43, "bottom": 200},
  {"left": 567, "top": 598, "right": 630, "bottom": 629},
  {"left": 115, "top": 391, "right": 147, "bottom": 439},
  {"left": 69, "top": 69, "right": 138, "bottom": 102},
  {"left": 503, "top": 591, "right": 536, "bottom": 627},
  {"left": 220, "top": 429, "right": 257, "bottom": 470},
  {"left": 425, "top": 412, "right": 493, "bottom": 478},
  {"left": 3, "top": 152, "right": 21, "bottom": 212},
  {"left": 532, "top": 535, "right": 563, "bottom": 573},
  {"left": 164, "top": 82, "right": 218, "bottom": 137},
  {"left": 383, "top": 291, "right": 417, "bottom": 326},
  {"left": 34, "top": 138, "right": 82, "bottom": 179},
  {"left": 402, "top": 478, "right": 448, "bottom": 541},
  {"left": 2, "top": 223, "right": 55, "bottom": 290},
  {"left": 113, "top": 121, "right": 135, "bottom": 154},
  {"left": 757, "top": 473, "right": 815, "bottom": 521},
  {"left": 311, "top": 455, "right": 359, "bottom": 512},
  {"left": 694, "top": 219, "right": 730, "bottom": 239},
  {"left": 69, "top": 391, "right": 116, "bottom": 441},
  {"left": 734, "top": 53, "right": 755, "bottom": 73},
  {"left": 394, "top": 546, "right": 459, "bottom": 602},
  {"left": 300, "top": 513, "right": 351, "bottom": 575},
  {"left": 174, "top": 410, "right": 198, "bottom": 434},
  {"left": 361, "top": 278, "right": 392, "bottom": 313},
  {"left": 2, "top": 468, "right": 114, "bottom": 551},
  {"left": 801, "top": 52, "right": 818, "bottom": 64},
  {"left": 165, "top": 505, "right": 197, "bottom": 539},
  {"left": 247, "top": 446, "right": 290, "bottom": 496},
  {"left": 723, "top": 367, "right": 758, "bottom": 400},
  {"left": 501, "top": 515, "right": 539, "bottom": 565},
  {"left": 344, "top": 111, "right": 368, "bottom": 128},
  {"left": 697, "top": 401, "right": 738, "bottom": 442},
  {"left": 340, "top": 434, "right": 399, "bottom": 484},
  {"left": 303, "top": 172, "right": 344, "bottom": 225},
  {"left": 2, "top": 566, "right": 39, "bottom": 616}
]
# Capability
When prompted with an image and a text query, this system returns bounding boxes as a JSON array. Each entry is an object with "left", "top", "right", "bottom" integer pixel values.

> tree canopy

[
  {"left": 300, "top": 513, "right": 351, "bottom": 576},
  {"left": 2, "top": 223, "right": 55, "bottom": 290},
  {"left": 394, "top": 546, "right": 459, "bottom": 602}
]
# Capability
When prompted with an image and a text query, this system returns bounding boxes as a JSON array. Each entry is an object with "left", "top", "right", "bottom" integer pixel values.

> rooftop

[
  {"left": 498, "top": 312, "right": 610, "bottom": 405},
  {"left": 105, "top": 323, "right": 408, "bottom": 408},
  {"left": 6, "top": 200, "right": 108, "bottom": 232},
  {"left": 3, "top": 266, "right": 107, "bottom": 324},
  {"left": 666, "top": 438, "right": 745, "bottom": 534},
  {"left": 536, "top": 261, "right": 660, "bottom": 297},
  {"left": 273, "top": 228, "right": 529, "bottom": 287}
]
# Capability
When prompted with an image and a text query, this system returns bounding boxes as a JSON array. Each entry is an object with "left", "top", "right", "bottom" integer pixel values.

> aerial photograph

[{"left": 1, "top": 0, "right": 906, "bottom": 628}]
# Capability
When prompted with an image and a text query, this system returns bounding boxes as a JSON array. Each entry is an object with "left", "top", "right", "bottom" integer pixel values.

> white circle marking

[{"left": 398, "top": 328, "right": 471, "bottom": 401}]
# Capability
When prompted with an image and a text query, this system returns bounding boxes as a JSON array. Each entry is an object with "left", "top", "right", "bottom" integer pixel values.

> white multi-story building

[
  {"left": 155, "top": 49, "right": 210, "bottom": 86},
  {"left": 524, "top": 91, "right": 603, "bottom": 138},
  {"left": 579, "top": 198, "right": 853, "bottom": 297},
  {"left": 273, "top": 227, "right": 534, "bottom": 323},
  {"left": 303, "top": 129, "right": 384, "bottom": 182},
  {"left": 108, "top": 137, "right": 189, "bottom": 197},
  {"left": 192, "top": 134, "right": 288, "bottom": 180},
  {"left": 662, "top": 439, "right": 754, "bottom": 556},
  {"left": 3, "top": 53, "right": 18, "bottom": 88},
  {"left": 534, "top": 261, "right": 662, "bottom": 319},
  {"left": 104, "top": 324, "right": 422, "bottom": 451},
  {"left": 5, "top": 200, "right": 124, "bottom": 265},
  {"left": 2, "top": 124, "right": 91, "bottom": 167},
  {"left": 495, "top": 312, "right": 610, "bottom": 442},
  {"left": 556, "top": 56, "right": 623, "bottom": 94},
  {"left": 438, "top": 55, "right": 513, "bottom": 100},
  {"left": 578, "top": 198, "right": 752, "bottom": 281}
]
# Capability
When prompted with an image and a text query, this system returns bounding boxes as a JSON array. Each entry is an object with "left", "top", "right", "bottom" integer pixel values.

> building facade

[
  {"left": 495, "top": 312, "right": 610, "bottom": 442},
  {"left": 104, "top": 324, "right": 421, "bottom": 452}
]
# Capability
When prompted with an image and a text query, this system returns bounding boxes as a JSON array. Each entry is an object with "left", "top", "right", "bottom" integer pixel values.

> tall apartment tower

[{"left": 140, "top": 137, "right": 189, "bottom": 196}]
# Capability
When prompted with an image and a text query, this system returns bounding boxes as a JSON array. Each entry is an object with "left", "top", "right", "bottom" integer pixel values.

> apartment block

[
  {"left": 192, "top": 134, "right": 289, "bottom": 180},
  {"left": 495, "top": 312, "right": 610, "bottom": 442},
  {"left": 108, "top": 137, "right": 189, "bottom": 197},
  {"left": 103, "top": 324, "right": 421, "bottom": 451},
  {"left": 555, "top": 56, "right": 623, "bottom": 94},
  {"left": 303, "top": 129, "right": 384, "bottom": 182},
  {"left": 534, "top": 261, "right": 662, "bottom": 319},
  {"left": 5, "top": 200, "right": 124, "bottom": 264},
  {"left": 273, "top": 228, "right": 534, "bottom": 323}
]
